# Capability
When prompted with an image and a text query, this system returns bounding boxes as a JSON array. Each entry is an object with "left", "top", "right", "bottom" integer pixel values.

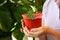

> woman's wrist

[
  {"left": 46, "top": 27, "right": 60, "bottom": 40},
  {"left": 46, "top": 27, "right": 52, "bottom": 35}
]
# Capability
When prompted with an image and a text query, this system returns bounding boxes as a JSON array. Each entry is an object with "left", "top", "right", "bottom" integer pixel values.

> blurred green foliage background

[{"left": 0, "top": 0, "right": 45, "bottom": 40}]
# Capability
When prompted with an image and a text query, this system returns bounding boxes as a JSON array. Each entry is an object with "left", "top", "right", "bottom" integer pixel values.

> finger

[
  {"left": 25, "top": 27, "right": 29, "bottom": 33},
  {"left": 23, "top": 27, "right": 30, "bottom": 36},
  {"left": 28, "top": 34, "right": 36, "bottom": 37},
  {"left": 21, "top": 19, "right": 23, "bottom": 24},
  {"left": 36, "top": 29, "right": 43, "bottom": 36},
  {"left": 23, "top": 28, "right": 28, "bottom": 36},
  {"left": 29, "top": 31, "right": 42, "bottom": 37},
  {"left": 20, "top": 28, "right": 23, "bottom": 33},
  {"left": 30, "top": 28, "right": 38, "bottom": 32},
  {"left": 28, "top": 32, "right": 39, "bottom": 37},
  {"left": 35, "top": 27, "right": 45, "bottom": 36},
  {"left": 29, "top": 28, "right": 43, "bottom": 37},
  {"left": 30, "top": 27, "right": 43, "bottom": 34},
  {"left": 21, "top": 19, "right": 25, "bottom": 29},
  {"left": 30, "top": 27, "right": 41, "bottom": 32}
]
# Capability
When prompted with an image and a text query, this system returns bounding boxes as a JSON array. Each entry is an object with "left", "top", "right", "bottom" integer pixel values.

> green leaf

[
  {"left": 21, "top": 0, "right": 30, "bottom": 4},
  {"left": 0, "top": 0, "right": 6, "bottom": 4},
  {"left": 9, "top": 0, "right": 19, "bottom": 3},
  {"left": 12, "top": 27, "right": 24, "bottom": 40},
  {"left": 10, "top": 4, "right": 28, "bottom": 22},
  {"left": 0, "top": 5, "right": 14, "bottom": 32},
  {"left": 0, "top": 0, "right": 7, "bottom": 6},
  {"left": 27, "top": 10, "right": 35, "bottom": 19}
]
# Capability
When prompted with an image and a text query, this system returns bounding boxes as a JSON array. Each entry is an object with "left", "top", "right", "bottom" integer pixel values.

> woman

[{"left": 21, "top": 0, "right": 60, "bottom": 40}]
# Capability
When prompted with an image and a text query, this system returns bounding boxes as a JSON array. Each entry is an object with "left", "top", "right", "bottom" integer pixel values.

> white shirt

[{"left": 42, "top": 0, "right": 60, "bottom": 40}]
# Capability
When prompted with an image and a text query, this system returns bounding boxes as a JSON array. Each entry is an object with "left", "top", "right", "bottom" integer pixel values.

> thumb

[{"left": 21, "top": 19, "right": 25, "bottom": 28}]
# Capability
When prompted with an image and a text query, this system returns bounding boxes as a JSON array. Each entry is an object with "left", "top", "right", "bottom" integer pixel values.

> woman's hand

[
  {"left": 28, "top": 26, "right": 48, "bottom": 37},
  {"left": 21, "top": 25, "right": 49, "bottom": 37},
  {"left": 20, "top": 19, "right": 30, "bottom": 36},
  {"left": 20, "top": 19, "right": 49, "bottom": 38}
]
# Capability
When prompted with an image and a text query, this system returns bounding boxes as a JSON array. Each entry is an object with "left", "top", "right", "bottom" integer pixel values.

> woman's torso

[{"left": 42, "top": 0, "right": 60, "bottom": 40}]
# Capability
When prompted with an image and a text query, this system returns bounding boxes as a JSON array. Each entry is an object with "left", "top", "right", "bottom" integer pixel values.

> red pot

[{"left": 22, "top": 13, "right": 42, "bottom": 31}]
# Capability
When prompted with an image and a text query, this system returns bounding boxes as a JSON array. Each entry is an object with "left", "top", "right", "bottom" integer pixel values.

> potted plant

[
  {"left": 21, "top": 0, "right": 42, "bottom": 31},
  {"left": 21, "top": 0, "right": 43, "bottom": 40},
  {"left": 22, "top": 8, "right": 42, "bottom": 31}
]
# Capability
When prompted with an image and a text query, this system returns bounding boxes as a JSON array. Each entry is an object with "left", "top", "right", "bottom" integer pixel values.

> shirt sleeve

[{"left": 42, "top": 0, "right": 48, "bottom": 25}]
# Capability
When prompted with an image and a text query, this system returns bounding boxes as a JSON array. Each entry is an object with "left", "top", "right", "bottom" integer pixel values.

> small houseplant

[
  {"left": 21, "top": 0, "right": 42, "bottom": 31},
  {"left": 21, "top": 0, "right": 43, "bottom": 40},
  {"left": 22, "top": 6, "right": 42, "bottom": 31}
]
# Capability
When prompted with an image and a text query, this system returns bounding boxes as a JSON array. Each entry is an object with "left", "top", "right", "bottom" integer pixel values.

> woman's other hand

[{"left": 20, "top": 19, "right": 29, "bottom": 36}]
